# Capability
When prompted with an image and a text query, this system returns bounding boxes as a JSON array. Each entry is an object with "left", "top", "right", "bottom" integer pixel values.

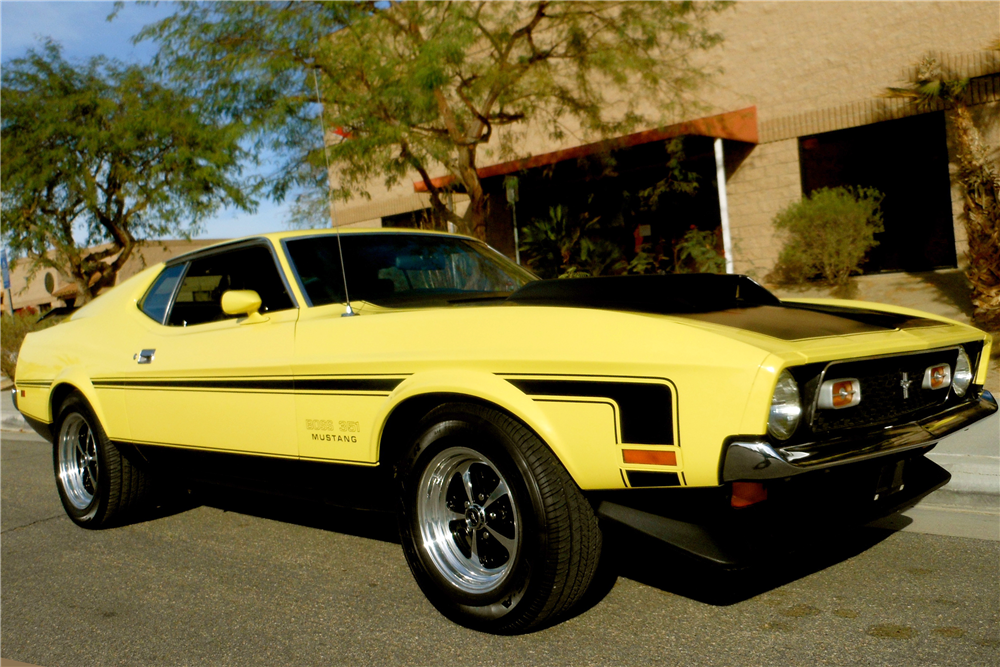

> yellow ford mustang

[{"left": 12, "top": 229, "right": 997, "bottom": 632}]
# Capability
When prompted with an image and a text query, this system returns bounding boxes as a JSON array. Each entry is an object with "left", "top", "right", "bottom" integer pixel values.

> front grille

[{"left": 810, "top": 348, "right": 959, "bottom": 434}]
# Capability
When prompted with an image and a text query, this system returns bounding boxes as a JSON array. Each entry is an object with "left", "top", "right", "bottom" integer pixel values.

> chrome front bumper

[{"left": 722, "top": 390, "right": 998, "bottom": 482}]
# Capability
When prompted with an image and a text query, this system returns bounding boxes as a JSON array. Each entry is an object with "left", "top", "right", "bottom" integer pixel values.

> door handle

[{"left": 134, "top": 349, "right": 155, "bottom": 364}]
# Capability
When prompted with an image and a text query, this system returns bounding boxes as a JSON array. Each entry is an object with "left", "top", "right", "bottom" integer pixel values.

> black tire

[
  {"left": 397, "top": 403, "right": 602, "bottom": 633},
  {"left": 53, "top": 392, "right": 150, "bottom": 528}
]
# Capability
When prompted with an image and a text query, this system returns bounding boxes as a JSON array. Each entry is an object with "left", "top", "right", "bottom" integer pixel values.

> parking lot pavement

[
  {"left": 2, "top": 429, "right": 999, "bottom": 667},
  {"left": 2, "top": 398, "right": 998, "bottom": 544}
]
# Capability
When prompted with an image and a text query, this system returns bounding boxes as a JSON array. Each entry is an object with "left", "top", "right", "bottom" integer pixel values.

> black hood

[{"left": 506, "top": 275, "right": 945, "bottom": 341}]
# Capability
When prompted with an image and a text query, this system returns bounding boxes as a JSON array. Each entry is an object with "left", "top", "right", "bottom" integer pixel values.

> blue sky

[{"left": 1, "top": 1, "right": 298, "bottom": 241}]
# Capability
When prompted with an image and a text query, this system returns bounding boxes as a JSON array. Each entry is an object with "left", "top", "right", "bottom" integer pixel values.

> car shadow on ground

[
  {"left": 582, "top": 520, "right": 906, "bottom": 611},
  {"left": 141, "top": 486, "right": 910, "bottom": 623},
  {"left": 141, "top": 486, "right": 402, "bottom": 544}
]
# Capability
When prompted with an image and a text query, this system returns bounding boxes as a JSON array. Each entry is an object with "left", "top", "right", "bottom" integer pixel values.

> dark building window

[
  {"left": 799, "top": 112, "right": 956, "bottom": 273},
  {"left": 382, "top": 208, "right": 436, "bottom": 229}
]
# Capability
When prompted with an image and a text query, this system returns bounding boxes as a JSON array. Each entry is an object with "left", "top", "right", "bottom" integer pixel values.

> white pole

[{"left": 714, "top": 138, "right": 735, "bottom": 274}]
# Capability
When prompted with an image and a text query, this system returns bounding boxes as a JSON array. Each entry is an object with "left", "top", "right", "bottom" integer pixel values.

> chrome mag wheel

[
  {"left": 57, "top": 412, "right": 99, "bottom": 510},
  {"left": 416, "top": 446, "right": 520, "bottom": 595}
]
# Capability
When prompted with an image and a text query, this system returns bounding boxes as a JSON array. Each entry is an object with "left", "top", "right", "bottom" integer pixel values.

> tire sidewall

[
  {"left": 53, "top": 395, "right": 110, "bottom": 527},
  {"left": 398, "top": 406, "right": 550, "bottom": 627}
]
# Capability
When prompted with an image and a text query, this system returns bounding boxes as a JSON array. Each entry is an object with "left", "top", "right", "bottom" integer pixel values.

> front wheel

[
  {"left": 397, "top": 403, "right": 602, "bottom": 633},
  {"left": 54, "top": 393, "right": 150, "bottom": 528}
]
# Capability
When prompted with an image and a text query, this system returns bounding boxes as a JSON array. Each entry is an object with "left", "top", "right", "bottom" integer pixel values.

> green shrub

[
  {"left": 673, "top": 227, "right": 726, "bottom": 274},
  {"left": 519, "top": 205, "right": 656, "bottom": 279},
  {"left": 1, "top": 310, "right": 60, "bottom": 381},
  {"left": 770, "top": 187, "right": 885, "bottom": 285}
]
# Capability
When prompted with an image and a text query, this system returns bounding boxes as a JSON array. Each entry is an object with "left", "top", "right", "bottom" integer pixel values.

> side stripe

[
  {"left": 507, "top": 378, "right": 674, "bottom": 445},
  {"left": 91, "top": 377, "right": 405, "bottom": 392}
]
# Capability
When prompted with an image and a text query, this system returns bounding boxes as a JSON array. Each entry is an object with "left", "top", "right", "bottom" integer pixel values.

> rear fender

[{"left": 47, "top": 369, "right": 115, "bottom": 435}]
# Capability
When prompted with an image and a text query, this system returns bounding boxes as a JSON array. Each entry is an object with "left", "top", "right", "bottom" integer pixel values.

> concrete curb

[{"left": 924, "top": 452, "right": 1000, "bottom": 513}]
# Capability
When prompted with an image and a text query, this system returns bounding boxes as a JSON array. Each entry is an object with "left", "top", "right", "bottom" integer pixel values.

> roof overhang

[{"left": 413, "top": 106, "right": 757, "bottom": 193}]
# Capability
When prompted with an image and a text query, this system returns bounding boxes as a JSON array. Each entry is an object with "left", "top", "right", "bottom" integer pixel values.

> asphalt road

[{"left": 2, "top": 431, "right": 998, "bottom": 667}]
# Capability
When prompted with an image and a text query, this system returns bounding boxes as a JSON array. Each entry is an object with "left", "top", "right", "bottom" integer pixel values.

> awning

[{"left": 413, "top": 106, "right": 757, "bottom": 193}]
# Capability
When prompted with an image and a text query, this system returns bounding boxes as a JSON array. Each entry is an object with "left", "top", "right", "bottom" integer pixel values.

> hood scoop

[{"left": 506, "top": 275, "right": 944, "bottom": 340}]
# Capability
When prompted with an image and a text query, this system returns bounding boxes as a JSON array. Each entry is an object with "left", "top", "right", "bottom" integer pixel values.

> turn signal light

[
  {"left": 818, "top": 377, "right": 861, "bottom": 409},
  {"left": 731, "top": 482, "right": 768, "bottom": 508},
  {"left": 622, "top": 449, "right": 677, "bottom": 466},
  {"left": 922, "top": 364, "right": 951, "bottom": 390}
]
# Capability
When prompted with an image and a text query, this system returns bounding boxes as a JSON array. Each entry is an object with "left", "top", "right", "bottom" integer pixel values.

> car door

[
  {"left": 123, "top": 241, "right": 299, "bottom": 458},
  {"left": 283, "top": 234, "right": 413, "bottom": 464}
]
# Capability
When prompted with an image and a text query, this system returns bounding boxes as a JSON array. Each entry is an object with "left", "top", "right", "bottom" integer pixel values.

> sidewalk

[{"left": 923, "top": 404, "right": 999, "bottom": 513}]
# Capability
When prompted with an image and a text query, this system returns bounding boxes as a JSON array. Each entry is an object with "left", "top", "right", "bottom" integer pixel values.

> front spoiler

[
  {"left": 722, "top": 391, "right": 997, "bottom": 482},
  {"left": 595, "top": 454, "right": 951, "bottom": 568}
]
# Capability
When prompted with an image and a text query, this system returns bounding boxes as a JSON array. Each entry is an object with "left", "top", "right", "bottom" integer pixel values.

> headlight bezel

[
  {"left": 952, "top": 346, "right": 974, "bottom": 398},
  {"left": 768, "top": 369, "right": 802, "bottom": 441}
]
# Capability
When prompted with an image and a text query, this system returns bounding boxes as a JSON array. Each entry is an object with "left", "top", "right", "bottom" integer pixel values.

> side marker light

[{"left": 622, "top": 449, "right": 677, "bottom": 466}]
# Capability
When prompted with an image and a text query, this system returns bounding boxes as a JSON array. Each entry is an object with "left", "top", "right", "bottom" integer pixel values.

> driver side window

[{"left": 166, "top": 245, "right": 294, "bottom": 327}]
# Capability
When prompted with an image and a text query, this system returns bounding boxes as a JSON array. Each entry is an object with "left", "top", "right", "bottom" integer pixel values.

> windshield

[{"left": 284, "top": 233, "right": 536, "bottom": 308}]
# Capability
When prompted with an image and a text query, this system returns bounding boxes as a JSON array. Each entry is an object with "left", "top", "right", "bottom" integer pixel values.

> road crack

[{"left": 1, "top": 514, "right": 66, "bottom": 534}]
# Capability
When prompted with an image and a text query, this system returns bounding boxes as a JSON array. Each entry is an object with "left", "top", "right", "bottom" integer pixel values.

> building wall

[
  {"left": 3, "top": 239, "right": 223, "bottom": 312},
  {"left": 707, "top": 1, "right": 999, "bottom": 275},
  {"left": 725, "top": 138, "right": 801, "bottom": 277},
  {"left": 325, "top": 2, "right": 998, "bottom": 274},
  {"left": 701, "top": 2, "right": 997, "bottom": 126}
]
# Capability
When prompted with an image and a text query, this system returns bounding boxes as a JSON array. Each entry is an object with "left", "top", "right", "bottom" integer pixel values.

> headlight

[
  {"left": 768, "top": 370, "right": 802, "bottom": 440},
  {"left": 953, "top": 347, "right": 974, "bottom": 397}
]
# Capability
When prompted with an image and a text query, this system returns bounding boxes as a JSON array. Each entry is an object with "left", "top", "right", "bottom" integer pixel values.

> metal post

[
  {"left": 505, "top": 176, "right": 521, "bottom": 264},
  {"left": 714, "top": 138, "right": 735, "bottom": 274},
  {"left": 1, "top": 249, "right": 12, "bottom": 314}
]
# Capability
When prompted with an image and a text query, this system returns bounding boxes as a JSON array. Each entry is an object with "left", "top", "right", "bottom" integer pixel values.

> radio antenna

[{"left": 313, "top": 68, "right": 355, "bottom": 317}]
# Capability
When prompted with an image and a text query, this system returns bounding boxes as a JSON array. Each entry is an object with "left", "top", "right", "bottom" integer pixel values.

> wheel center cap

[{"left": 465, "top": 504, "right": 487, "bottom": 530}]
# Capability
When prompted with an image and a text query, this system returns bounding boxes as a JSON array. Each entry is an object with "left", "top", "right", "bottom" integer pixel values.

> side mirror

[{"left": 221, "top": 290, "right": 268, "bottom": 324}]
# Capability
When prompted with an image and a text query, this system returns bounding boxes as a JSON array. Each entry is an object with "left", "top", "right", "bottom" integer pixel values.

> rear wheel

[
  {"left": 54, "top": 393, "right": 149, "bottom": 528},
  {"left": 397, "top": 403, "right": 602, "bottom": 633}
]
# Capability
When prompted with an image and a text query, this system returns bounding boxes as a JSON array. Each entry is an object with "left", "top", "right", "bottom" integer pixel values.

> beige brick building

[
  {"left": 328, "top": 1, "right": 999, "bottom": 280},
  {"left": 2, "top": 239, "right": 222, "bottom": 313}
]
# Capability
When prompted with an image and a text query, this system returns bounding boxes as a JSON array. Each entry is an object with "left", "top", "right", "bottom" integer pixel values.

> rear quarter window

[{"left": 139, "top": 263, "right": 187, "bottom": 324}]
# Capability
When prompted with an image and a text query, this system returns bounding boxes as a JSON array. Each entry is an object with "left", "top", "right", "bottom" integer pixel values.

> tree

[
  {"left": 884, "top": 54, "right": 1000, "bottom": 329},
  {"left": 136, "top": 1, "right": 730, "bottom": 239},
  {"left": 1, "top": 42, "right": 257, "bottom": 304}
]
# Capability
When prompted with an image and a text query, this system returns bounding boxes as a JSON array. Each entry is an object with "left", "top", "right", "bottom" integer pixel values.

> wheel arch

[
  {"left": 48, "top": 370, "right": 109, "bottom": 431},
  {"left": 374, "top": 370, "right": 568, "bottom": 478}
]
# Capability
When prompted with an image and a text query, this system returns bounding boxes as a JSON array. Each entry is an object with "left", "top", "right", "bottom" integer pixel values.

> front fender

[{"left": 374, "top": 369, "right": 616, "bottom": 488}]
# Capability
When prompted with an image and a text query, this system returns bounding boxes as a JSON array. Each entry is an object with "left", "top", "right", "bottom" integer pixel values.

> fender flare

[
  {"left": 48, "top": 369, "right": 110, "bottom": 431},
  {"left": 373, "top": 369, "right": 570, "bottom": 469}
]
